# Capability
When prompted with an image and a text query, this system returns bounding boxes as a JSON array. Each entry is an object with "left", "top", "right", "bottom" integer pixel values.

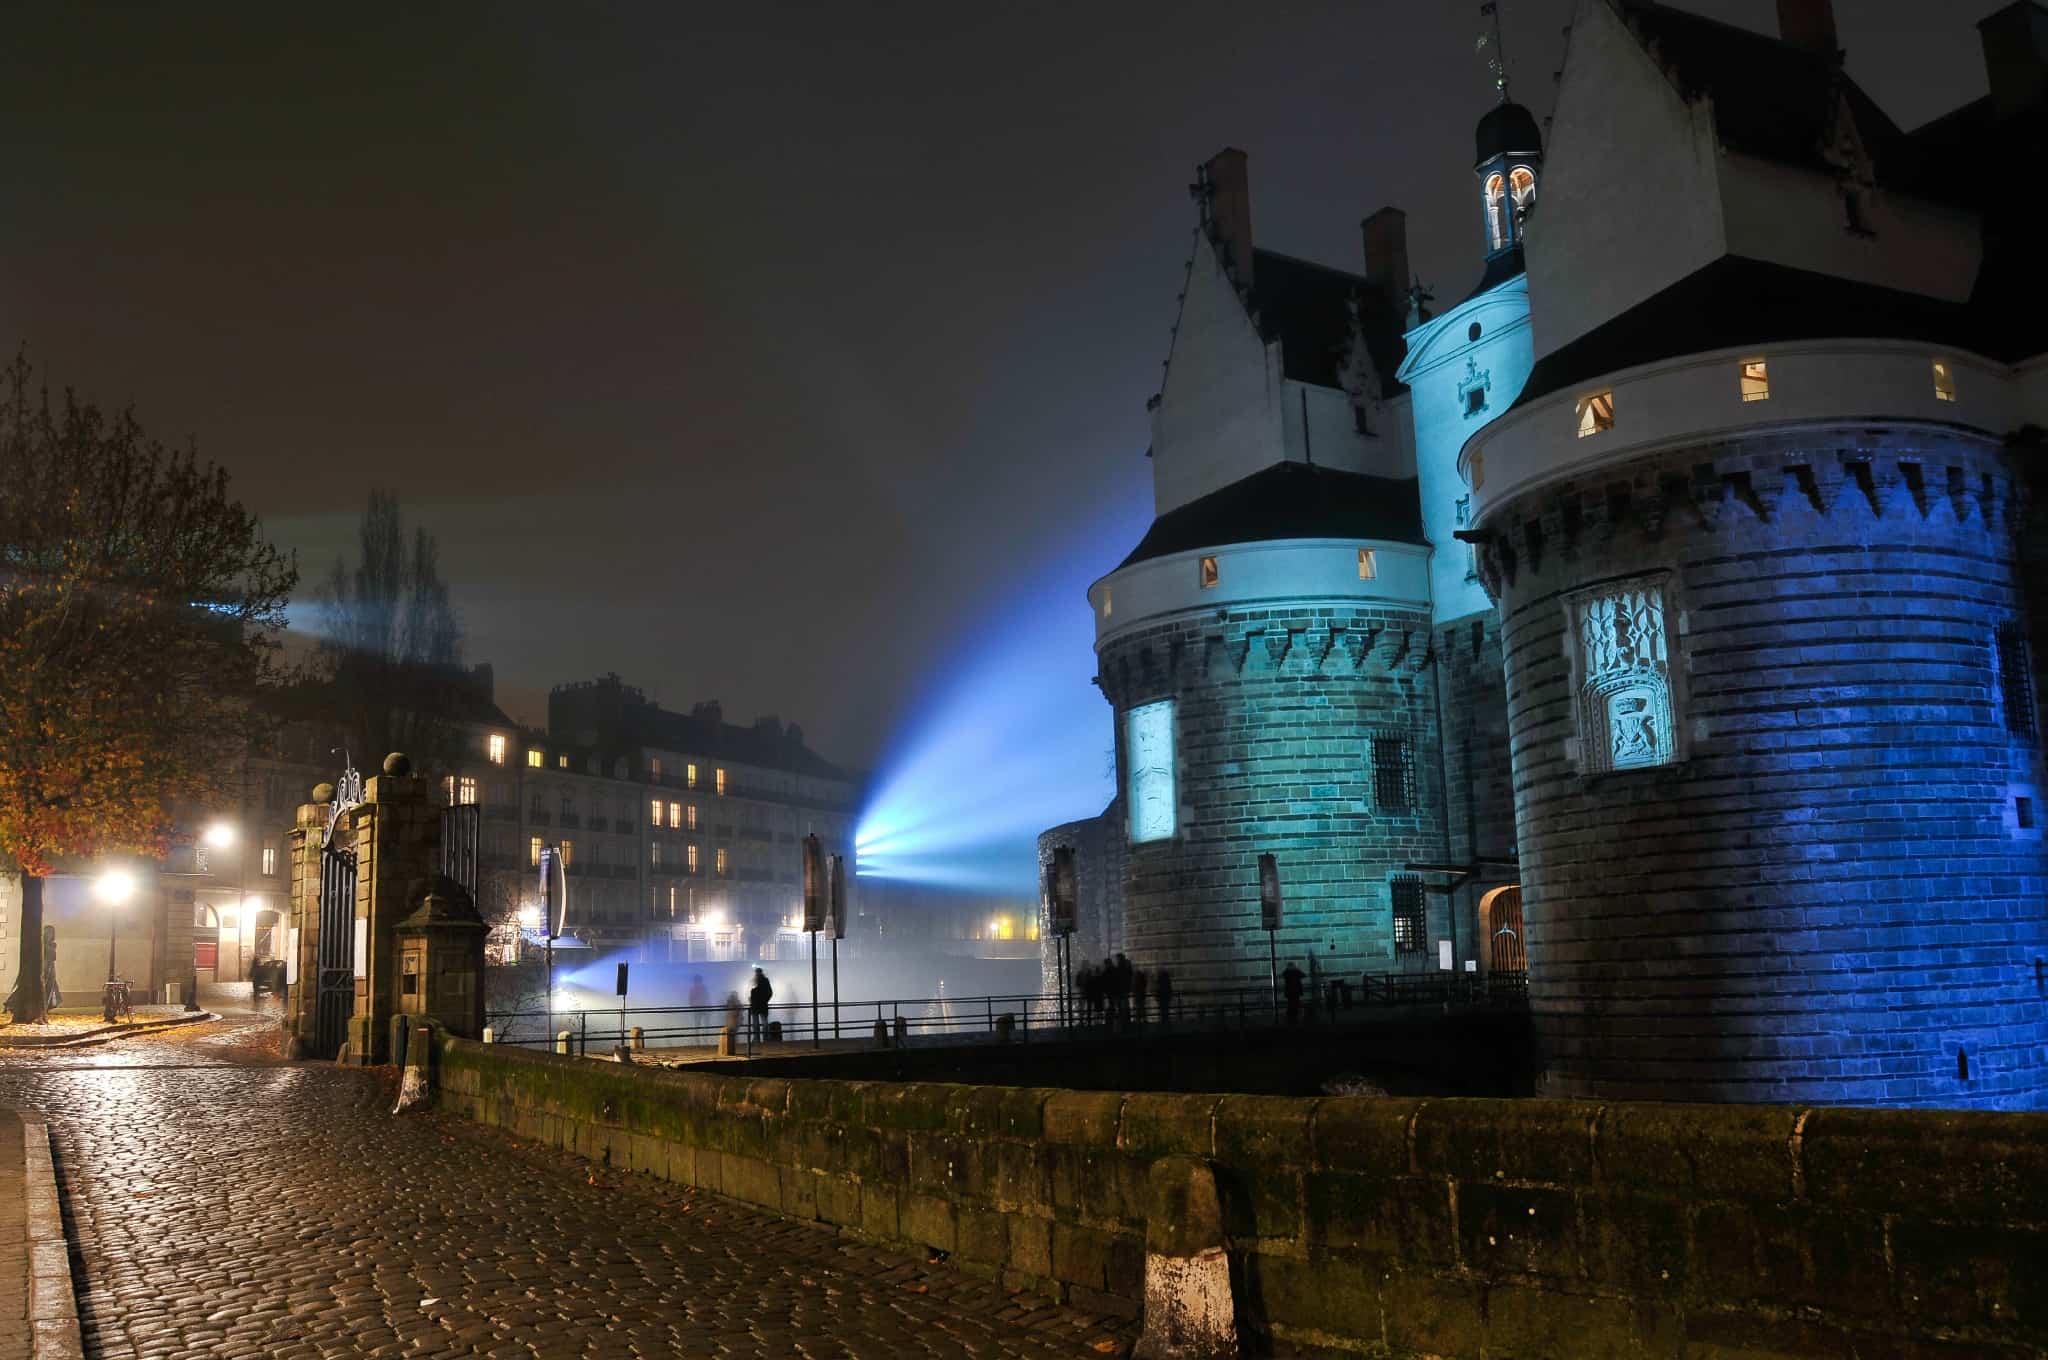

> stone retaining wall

[{"left": 437, "top": 1035, "right": 2048, "bottom": 1357}]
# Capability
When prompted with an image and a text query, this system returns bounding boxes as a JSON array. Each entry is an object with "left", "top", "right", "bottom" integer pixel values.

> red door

[{"left": 194, "top": 939, "right": 219, "bottom": 970}]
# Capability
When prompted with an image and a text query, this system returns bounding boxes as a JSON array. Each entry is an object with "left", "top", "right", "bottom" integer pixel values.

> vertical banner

[
  {"left": 1259, "top": 852, "right": 1282, "bottom": 932},
  {"left": 826, "top": 854, "right": 847, "bottom": 940},
  {"left": 801, "top": 834, "right": 826, "bottom": 933},
  {"left": 1047, "top": 846, "right": 1077, "bottom": 937}
]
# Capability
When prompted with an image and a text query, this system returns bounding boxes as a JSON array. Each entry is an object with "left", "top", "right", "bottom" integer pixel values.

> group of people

[{"left": 1074, "top": 952, "right": 1172, "bottom": 1027}]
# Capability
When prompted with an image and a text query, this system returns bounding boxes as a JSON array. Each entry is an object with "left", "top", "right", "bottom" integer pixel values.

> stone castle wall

[
  {"left": 1479, "top": 428, "right": 2048, "bottom": 1108},
  {"left": 1035, "top": 805, "right": 1125, "bottom": 992},
  {"left": 440, "top": 1034, "right": 2048, "bottom": 1357},
  {"left": 1433, "top": 608, "right": 1521, "bottom": 963},
  {"left": 1096, "top": 601, "right": 1449, "bottom": 988}
]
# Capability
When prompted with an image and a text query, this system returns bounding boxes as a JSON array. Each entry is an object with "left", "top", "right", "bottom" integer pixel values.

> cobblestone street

[{"left": 0, "top": 1015, "right": 1136, "bottom": 1359}]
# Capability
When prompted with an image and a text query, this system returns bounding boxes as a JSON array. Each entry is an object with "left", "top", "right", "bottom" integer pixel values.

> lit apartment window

[
  {"left": 650, "top": 757, "right": 662, "bottom": 780},
  {"left": 1739, "top": 359, "right": 1769, "bottom": 402},
  {"left": 1933, "top": 359, "right": 1957, "bottom": 402},
  {"left": 261, "top": 846, "right": 277, "bottom": 876},
  {"left": 688, "top": 844, "right": 700, "bottom": 874},
  {"left": 650, "top": 798, "right": 664, "bottom": 825},
  {"left": 716, "top": 767, "right": 727, "bottom": 796},
  {"left": 668, "top": 801, "right": 681, "bottom": 829},
  {"left": 715, "top": 847, "right": 728, "bottom": 876},
  {"left": 1198, "top": 555, "right": 1220, "bottom": 589},
  {"left": 487, "top": 734, "right": 507, "bottom": 765},
  {"left": 687, "top": 804, "right": 699, "bottom": 831},
  {"left": 1358, "top": 548, "right": 1378, "bottom": 581},
  {"left": 529, "top": 837, "right": 543, "bottom": 867},
  {"left": 557, "top": 754, "right": 569, "bottom": 769},
  {"left": 559, "top": 841, "right": 574, "bottom": 867},
  {"left": 1576, "top": 390, "right": 1615, "bottom": 438},
  {"left": 526, "top": 749, "right": 543, "bottom": 768},
  {"left": 687, "top": 763, "right": 699, "bottom": 789}
]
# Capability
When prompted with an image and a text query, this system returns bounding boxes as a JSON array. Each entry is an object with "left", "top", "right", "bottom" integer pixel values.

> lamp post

[
  {"left": 204, "top": 820, "right": 242, "bottom": 985},
  {"left": 95, "top": 868, "right": 137, "bottom": 983}
]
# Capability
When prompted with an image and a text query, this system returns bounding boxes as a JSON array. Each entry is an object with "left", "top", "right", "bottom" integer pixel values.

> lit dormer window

[
  {"left": 1576, "top": 390, "right": 1615, "bottom": 438},
  {"left": 1199, "top": 555, "right": 1220, "bottom": 589},
  {"left": 1933, "top": 359, "right": 1957, "bottom": 402},
  {"left": 487, "top": 734, "right": 506, "bottom": 765},
  {"left": 1484, "top": 173, "right": 1508, "bottom": 252},
  {"left": 1358, "top": 549, "right": 1378, "bottom": 581},
  {"left": 1740, "top": 360, "right": 1769, "bottom": 402}
]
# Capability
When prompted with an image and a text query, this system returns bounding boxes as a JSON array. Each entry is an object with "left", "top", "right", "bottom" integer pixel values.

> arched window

[
  {"left": 1509, "top": 165, "right": 1536, "bottom": 223},
  {"left": 1484, "top": 174, "right": 1508, "bottom": 251}
]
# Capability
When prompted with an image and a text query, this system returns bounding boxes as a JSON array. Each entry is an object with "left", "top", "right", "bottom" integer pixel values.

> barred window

[
  {"left": 1391, "top": 874, "right": 1426, "bottom": 955},
  {"left": 1371, "top": 734, "right": 1412, "bottom": 812},
  {"left": 1997, "top": 621, "right": 2037, "bottom": 740}
]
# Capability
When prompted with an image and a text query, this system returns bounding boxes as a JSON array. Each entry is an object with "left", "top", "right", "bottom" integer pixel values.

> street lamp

[
  {"left": 202, "top": 821, "right": 235, "bottom": 850},
  {"left": 95, "top": 868, "right": 137, "bottom": 984}
]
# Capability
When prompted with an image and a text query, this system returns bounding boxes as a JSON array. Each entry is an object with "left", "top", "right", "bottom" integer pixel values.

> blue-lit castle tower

[
  {"left": 1461, "top": 0, "right": 2048, "bottom": 1108},
  {"left": 1070, "top": 150, "right": 1450, "bottom": 989}
]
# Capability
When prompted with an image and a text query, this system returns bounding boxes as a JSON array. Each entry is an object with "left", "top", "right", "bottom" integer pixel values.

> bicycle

[{"left": 101, "top": 977, "right": 134, "bottom": 1024}]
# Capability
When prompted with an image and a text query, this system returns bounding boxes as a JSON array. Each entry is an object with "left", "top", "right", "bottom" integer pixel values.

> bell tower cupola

[{"left": 1475, "top": 100, "right": 1543, "bottom": 262}]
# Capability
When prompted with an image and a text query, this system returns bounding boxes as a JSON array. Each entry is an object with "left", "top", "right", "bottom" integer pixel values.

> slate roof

[
  {"left": 1247, "top": 248, "right": 1407, "bottom": 397},
  {"left": 1615, "top": 0, "right": 1901, "bottom": 171},
  {"left": 1475, "top": 101, "right": 1543, "bottom": 164},
  {"left": 1511, "top": 256, "right": 2000, "bottom": 411},
  {"left": 1118, "top": 462, "right": 1425, "bottom": 569}
]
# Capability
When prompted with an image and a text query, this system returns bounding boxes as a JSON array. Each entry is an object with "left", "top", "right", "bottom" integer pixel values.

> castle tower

[
  {"left": 1460, "top": 0, "right": 2048, "bottom": 1107},
  {"left": 1082, "top": 149, "right": 1446, "bottom": 988}
]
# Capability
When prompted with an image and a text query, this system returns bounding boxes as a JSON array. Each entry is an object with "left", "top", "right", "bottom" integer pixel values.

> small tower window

[
  {"left": 1576, "top": 390, "right": 1615, "bottom": 438},
  {"left": 1466, "top": 386, "right": 1487, "bottom": 416},
  {"left": 1357, "top": 548, "right": 1378, "bottom": 581},
  {"left": 1469, "top": 450, "right": 1485, "bottom": 491},
  {"left": 1390, "top": 874, "right": 1426, "bottom": 955},
  {"left": 1933, "top": 359, "right": 1957, "bottom": 402},
  {"left": 1509, "top": 165, "right": 1537, "bottom": 222},
  {"left": 1370, "top": 733, "right": 1412, "bottom": 811},
  {"left": 1484, "top": 173, "right": 1508, "bottom": 252},
  {"left": 1198, "top": 555, "right": 1220, "bottom": 589},
  {"left": 1740, "top": 360, "right": 1769, "bottom": 402},
  {"left": 1100, "top": 587, "right": 1112, "bottom": 619}
]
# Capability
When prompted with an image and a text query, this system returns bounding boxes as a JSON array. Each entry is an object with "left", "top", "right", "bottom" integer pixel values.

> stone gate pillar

[
  {"left": 343, "top": 753, "right": 441, "bottom": 1065},
  {"left": 283, "top": 783, "right": 335, "bottom": 1052}
]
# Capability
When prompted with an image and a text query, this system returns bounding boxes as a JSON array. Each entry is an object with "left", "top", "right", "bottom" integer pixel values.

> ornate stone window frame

[{"left": 1562, "top": 573, "right": 1681, "bottom": 775}]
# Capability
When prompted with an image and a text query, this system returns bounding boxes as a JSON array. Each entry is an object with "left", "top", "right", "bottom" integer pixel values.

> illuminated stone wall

[
  {"left": 1096, "top": 600, "right": 1446, "bottom": 989},
  {"left": 1433, "top": 608, "right": 1519, "bottom": 961},
  {"left": 1479, "top": 429, "right": 2048, "bottom": 1108},
  {"left": 1035, "top": 805, "right": 1125, "bottom": 991}
]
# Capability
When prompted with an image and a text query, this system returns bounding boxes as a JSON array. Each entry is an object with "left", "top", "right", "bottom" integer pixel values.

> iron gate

[
  {"left": 314, "top": 845, "right": 358, "bottom": 1059},
  {"left": 441, "top": 804, "right": 479, "bottom": 901},
  {"left": 1489, "top": 885, "right": 1526, "bottom": 974}
]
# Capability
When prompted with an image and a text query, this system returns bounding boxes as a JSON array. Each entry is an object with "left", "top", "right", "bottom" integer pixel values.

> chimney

[
  {"left": 1197, "top": 148, "right": 1255, "bottom": 289},
  {"left": 1776, "top": 0, "right": 1840, "bottom": 63},
  {"left": 1979, "top": 3, "right": 2048, "bottom": 120},
  {"left": 1361, "top": 207, "right": 1409, "bottom": 312}
]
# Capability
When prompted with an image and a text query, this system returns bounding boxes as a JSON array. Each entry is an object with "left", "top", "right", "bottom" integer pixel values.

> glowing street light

[
  {"left": 95, "top": 868, "right": 137, "bottom": 986},
  {"left": 202, "top": 821, "right": 235, "bottom": 850}
]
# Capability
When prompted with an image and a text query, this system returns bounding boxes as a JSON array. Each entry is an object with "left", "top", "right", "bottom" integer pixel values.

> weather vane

[{"left": 1476, "top": 1, "right": 1509, "bottom": 102}]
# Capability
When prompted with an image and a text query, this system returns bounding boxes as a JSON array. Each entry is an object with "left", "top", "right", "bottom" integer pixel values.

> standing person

[
  {"left": 1154, "top": 968, "right": 1173, "bottom": 1024},
  {"left": 1130, "top": 967, "right": 1148, "bottom": 1025},
  {"left": 1282, "top": 961, "right": 1305, "bottom": 1025},
  {"left": 747, "top": 967, "right": 773, "bottom": 1042},
  {"left": 688, "top": 974, "right": 710, "bottom": 1008},
  {"left": 1080, "top": 962, "right": 1101, "bottom": 1024},
  {"left": 1112, "top": 953, "right": 1134, "bottom": 1029}
]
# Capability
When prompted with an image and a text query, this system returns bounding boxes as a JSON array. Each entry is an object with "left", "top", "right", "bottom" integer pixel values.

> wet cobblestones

[{"left": 0, "top": 1016, "right": 1136, "bottom": 1358}]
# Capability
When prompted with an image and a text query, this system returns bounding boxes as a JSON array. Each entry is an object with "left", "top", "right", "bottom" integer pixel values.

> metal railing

[{"left": 482, "top": 970, "right": 1528, "bottom": 1057}]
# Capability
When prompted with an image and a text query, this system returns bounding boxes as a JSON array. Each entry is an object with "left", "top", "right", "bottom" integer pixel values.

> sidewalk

[
  {"left": 0, "top": 1010, "right": 215, "bottom": 1049},
  {"left": 0, "top": 1107, "right": 80, "bottom": 1360}
]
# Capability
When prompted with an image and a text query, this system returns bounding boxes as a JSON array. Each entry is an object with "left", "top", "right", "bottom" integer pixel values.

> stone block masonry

[
  {"left": 1481, "top": 429, "right": 2048, "bottom": 1108},
  {"left": 439, "top": 1035, "right": 2048, "bottom": 1357}
]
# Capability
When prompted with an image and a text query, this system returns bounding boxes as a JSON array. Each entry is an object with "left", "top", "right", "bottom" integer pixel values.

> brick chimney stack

[
  {"left": 1196, "top": 148, "right": 1255, "bottom": 290},
  {"left": 1777, "top": 0, "right": 1841, "bottom": 63},
  {"left": 1361, "top": 207, "right": 1409, "bottom": 313}
]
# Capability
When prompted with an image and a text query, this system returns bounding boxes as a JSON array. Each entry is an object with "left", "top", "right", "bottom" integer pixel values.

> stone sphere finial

[
  {"left": 383, "top": 752, "right": 412, "bottom": 777},
  {"left": 311, "top": 782, "right": 336, "bottom": 804}
]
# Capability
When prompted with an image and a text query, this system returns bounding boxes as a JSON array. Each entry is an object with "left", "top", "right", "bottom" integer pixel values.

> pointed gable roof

[
  {"left": 1613, "top": 0, "right": 1900, "bottom": 174},
  {"left": 1246, "top": 248, "right": 1407, "bottom": 397}
]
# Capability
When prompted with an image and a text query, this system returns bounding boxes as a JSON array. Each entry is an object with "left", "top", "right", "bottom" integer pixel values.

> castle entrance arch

[{"left": 1478, "top": 885, "right": 1525, "bottom": 975}]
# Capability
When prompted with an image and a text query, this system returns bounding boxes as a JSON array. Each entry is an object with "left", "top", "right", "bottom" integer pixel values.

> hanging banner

[
  {"left": 801, "top": 834, "right": 826, "bottom": 933},
  {"left": 826, "top": 854, "right": 847, "bottom": 941},
  {"left": 1259, "top": 852, "right": 1282, "bottom": 932}
]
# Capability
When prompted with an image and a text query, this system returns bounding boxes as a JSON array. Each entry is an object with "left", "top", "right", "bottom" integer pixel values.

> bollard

[
  {"left": 556, "top": 1030, "right": 573, "bottom": 1055},
  {"left": 718, "top": 1025, "right": 738, "bottom": 1057},
  {"left": 482, "top": 1025, "right": 495, "bottom": 1045},
  {"left": 1132, "top": 1156, "right": 1237, "bottom": 1359},
  {"left": 873, "top": 1018, "right": 889, "bottom": 1048},
  {"left": 629, "top": 1026, "right": 645, "bottom": 1052},
  {"left": 388, "top": 1014, "right": 410, "bottom": 1070},
  {"left": 995, "top": 1012, "right": 1015, "bottom": 1043},
  {"left": 393, "top": 1022, "right": 435, "bottom": 1114}
]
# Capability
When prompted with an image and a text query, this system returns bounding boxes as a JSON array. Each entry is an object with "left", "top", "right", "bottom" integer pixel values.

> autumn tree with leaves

[{"left": 0, "top": 354, "right": 294, "bottom": 1023}]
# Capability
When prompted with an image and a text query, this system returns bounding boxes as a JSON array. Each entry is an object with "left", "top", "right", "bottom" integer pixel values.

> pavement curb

[
  {"left": 19, "top": 1115, "right": 81, "bottom": 1360},
  {"left": 0, "top": 1013, "right": 218, "bottom": 1050}
]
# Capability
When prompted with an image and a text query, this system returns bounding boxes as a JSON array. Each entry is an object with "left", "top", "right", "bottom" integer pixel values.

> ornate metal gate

[
  {"left": 314, "top": 845, "right": 358, "bottom": 1059},
  {"left": 1489, "top": 885, "right": 1526, "bottom": 974}
]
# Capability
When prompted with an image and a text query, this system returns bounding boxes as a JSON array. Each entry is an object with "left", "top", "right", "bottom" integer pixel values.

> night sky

[{"left": 1, "top": 1, "right": 1998, "bottom": 774}]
